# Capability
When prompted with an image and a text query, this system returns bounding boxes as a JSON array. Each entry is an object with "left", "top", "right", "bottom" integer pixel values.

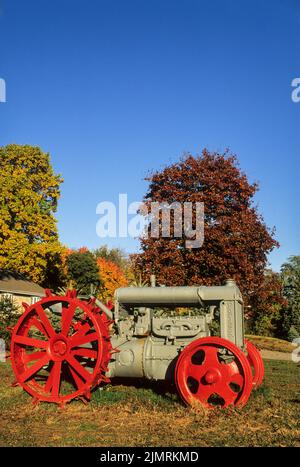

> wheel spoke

[
  {"left": 45, "top": 363, "right": 57, "bottom": 392},
  {"left": 61, "top": 303, "right": 76, "bottom": 336},
  {"left": 14, "top": 335, "right": 48, "bottom": 349},
  {"left": 70, "top": 332, "right": 99, "bottom": 348},
  {"left": 214, "top": 382, "right": 237, "bottom": 406},
  {"left": 72, "top": 348, "right": 98, "bottom": 359},
  {"left": 66, "top": 355, "right": 92, "bottom": 383},
  {"left": 203, "top": 346, "right": 220, "bottom": 367},
  {"left": 229, "top": 372, "right": 244, "bottom": 388},
  {"left": 19, "top": 354, "right": 50, "bottom": 383},
  {"left": 72, "top": 322, "right": 91, "bottom": 337},
  {"left": 23, "top": 351, "right": 47, "bottom": 364},
  {"left": 35, "top": 304, "right": 56, "bottom": 338},
  {"left": 69, "top": 365, "right": 85, "bottom": 390},
  {"left": 51, "top": 361, "right": 62, "bottom": 396},
  {"left": 196, "top": 382, "right": 216, "bottom": 400},
  {"left": 29, "top": 317, "right": 48, "bottom": 336},
  {"left": 186, "top": 363, "right": 207, "bottom": 381}
]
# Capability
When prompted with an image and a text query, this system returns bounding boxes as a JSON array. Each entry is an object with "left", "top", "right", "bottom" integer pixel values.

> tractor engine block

[{"left": 108, "top": 314, "right": 209, "bottom": 380}]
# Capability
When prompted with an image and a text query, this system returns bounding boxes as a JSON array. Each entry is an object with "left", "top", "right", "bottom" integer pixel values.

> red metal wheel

[
  {"left": 245, "top": 339, "right": 264, "bottom": 388},
  {"left": 175, "top": 337, "right": 253, "bottom": 409},
  {"left": 10, "top": 290, "right": 112, "bottom": 405}
]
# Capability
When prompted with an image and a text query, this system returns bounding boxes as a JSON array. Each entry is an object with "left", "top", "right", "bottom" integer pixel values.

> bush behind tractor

[{"left": 9, "top": 278, "right": 264, "bottom": 409}]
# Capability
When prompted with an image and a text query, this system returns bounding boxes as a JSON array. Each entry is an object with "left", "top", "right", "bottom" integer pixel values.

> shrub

[
  {"left": 0, "top": 296, "right": 20, "bottom": 349},
  {"left": 287, "top": 325, "right": 299, "bottom": 342}
]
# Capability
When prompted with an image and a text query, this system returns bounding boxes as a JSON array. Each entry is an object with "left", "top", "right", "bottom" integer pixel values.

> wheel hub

[
  {"left": 204, "top": 368, "right": 221, "bottom": 384},
  {"left": 50, "top": 336, "right": 68, "bottom": 358}
]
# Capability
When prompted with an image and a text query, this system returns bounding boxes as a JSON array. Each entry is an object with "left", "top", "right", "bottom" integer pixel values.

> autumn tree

[
  {"left": 134, "top": 150, "right": 279, "bottom": 314},
  {"left": 0, "top": 144, "right": 64, "bottom": 288},
  {"left": 96, "top": 257, "right": 128, "bottom": 302}
]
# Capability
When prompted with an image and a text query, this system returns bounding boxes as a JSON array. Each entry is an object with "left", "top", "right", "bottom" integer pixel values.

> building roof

[{"left": 0, "top": 270, "right": 45, "bottom": 297}]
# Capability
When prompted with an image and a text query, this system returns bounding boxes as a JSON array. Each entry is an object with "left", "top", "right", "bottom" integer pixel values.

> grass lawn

[{"left": 0, "top": 358, "right": 299, "bottom": 447}]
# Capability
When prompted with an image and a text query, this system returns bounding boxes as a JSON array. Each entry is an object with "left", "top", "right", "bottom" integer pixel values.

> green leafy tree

[
  {"left": 0, "top": 144, "right": 64, "bottom": 288},
  {"left": 280, "top": 256, "right": 300, "bottom": 340},
  {"left": 248, "top": 270, "right": 286, "bottom": 337},
  {"left": 66, "top": 250, "right": 101, "bottom": 295}
]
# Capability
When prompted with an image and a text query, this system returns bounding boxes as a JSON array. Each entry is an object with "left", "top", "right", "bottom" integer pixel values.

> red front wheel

[{"left": 175, "top": 337, "right": 253, "bottom": 409}]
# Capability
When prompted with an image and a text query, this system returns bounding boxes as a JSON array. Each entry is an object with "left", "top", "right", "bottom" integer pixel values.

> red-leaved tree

[{"left": 134, "top": 150, "right": 279, "bottom": 314}]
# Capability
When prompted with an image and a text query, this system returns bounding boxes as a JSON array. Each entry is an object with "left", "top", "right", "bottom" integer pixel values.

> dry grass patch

[{"left": 245, "top": 335, "right": 294, "bottom": 353}]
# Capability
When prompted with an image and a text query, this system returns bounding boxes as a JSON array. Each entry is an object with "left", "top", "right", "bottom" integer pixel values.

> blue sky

[{"left": 0, "top": 0, "right": 299, "bottom": 271}]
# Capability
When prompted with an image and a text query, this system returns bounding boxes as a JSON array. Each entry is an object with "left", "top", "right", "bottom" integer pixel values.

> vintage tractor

[{"left": 9, "top": 278, "right": 264, "bottom": 409}]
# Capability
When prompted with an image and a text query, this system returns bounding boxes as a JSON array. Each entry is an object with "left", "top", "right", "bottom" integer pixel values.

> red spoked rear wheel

[
  {"left": 245, "top": 339, "right": 264, "bottom": 388},
  {"left": 10, "top": 290, "right": 112, "bottom": 405},
  {"left": 175, "top": 337, "right": 253, "bottom": 409}
]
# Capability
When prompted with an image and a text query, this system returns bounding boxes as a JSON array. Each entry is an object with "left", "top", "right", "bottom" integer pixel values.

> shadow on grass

[{"left": 91, "top": 378, "right": 180, "bottom": 408}]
